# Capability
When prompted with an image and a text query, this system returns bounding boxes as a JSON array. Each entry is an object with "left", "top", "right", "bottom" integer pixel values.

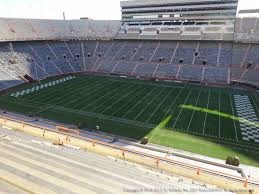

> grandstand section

[{"left": 0, "top": 39, "right": 259, "bottom": 87}]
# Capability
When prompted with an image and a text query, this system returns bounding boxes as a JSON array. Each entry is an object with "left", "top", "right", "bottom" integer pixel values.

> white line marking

[
  {"left": 110, "top": 87, "right": 150, "bottom": 116},
  {"left": 27, "top": 77, "right": 89, "bottom": 101},
  {"left": 172, "top": 90, "right": 192, "bottom": 129},
  {"left": 218, "top": 92, "right": 221, "bottom": 138},
  {"left": 133, "top": 88, "right": 165, "bottom": 121},
  {"left": 187, "top": 90, "right": 201, "bottom": 132},
  {"left": 161, "top": 87, "right": 185, "bottom": 121},
  {"left": 145, "top": 89, "right": 174, "bottom": 123},
  {"left": 229, "top": 94, "right": 238, "bottom": 141},
  {"left": 122, "top": 87, "right": 157, "bottom": 119},
  {"left": 37, "top": 79, "right": 107, "bottom": 112},
  {"left": 62, "top": 82, "right": 109, "bottom": 108},
  {"left": 99, "top": 86, "right": 142, "bottom": 114},
  {"left": 80, "top": 83, "right": 127, "bottom": 111},
  {"left": 90, "top": 84, "right": 137, "bottom": 112},
  {"left": 69, "top": 80, "right": 122, "bottom": 109},
  {"left": 202, "top": 90, "right": 211, "bottom": 135}
]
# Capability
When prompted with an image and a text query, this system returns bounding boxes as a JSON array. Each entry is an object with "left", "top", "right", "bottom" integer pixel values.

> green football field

[{"left": 1, "top": 74, "right": 259, "bottom": 167}]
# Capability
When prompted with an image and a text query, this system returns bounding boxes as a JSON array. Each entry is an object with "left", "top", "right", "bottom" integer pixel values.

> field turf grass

[{"left": 1, "top": 74, "right": 259, "bottom": 167}]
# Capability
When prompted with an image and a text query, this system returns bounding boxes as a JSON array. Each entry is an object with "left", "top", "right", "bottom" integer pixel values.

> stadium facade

[{"left": 121, "top": 0, "right": 238, "bottom": 25}]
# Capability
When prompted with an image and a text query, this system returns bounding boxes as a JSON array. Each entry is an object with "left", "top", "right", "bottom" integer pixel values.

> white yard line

[
  {"left": 34, "top": 80, "right": 92, "bottom": 104},
  {"left": 202, "top": 90, "right": 211, "bottom": 135},
  {"left": 133, "top": 88, "right": 165, "bottom": 121},
  {"left": 218, "top": 92, "right": 221, "bottom": 138},
  {"left": 24, "top": 77, "right": 86, "bottom": 100},
  {"left": 187, "top": 90, "right": 202, "bottom": 132},
  {"left": 80, "top": 83, "right": 127, "bottom": 111},
  {"left": 158, "top": 87, "right": 187, "bottom": 140},
  {"left": 68, "top": 80, "right": 120, "bottom": 109},
  {"left": 122, "top": 87, "right": 157, "bottom": 119},
  {"left": 229, "top": 94, "right": 238, "bottom": 141},
  {"left": 62, "top": 81, "right": 110, "bottom": 108},
  {"left": 145, "top": 89, "right": 174, "bottom": 123},
  {"left": 161, "top": 87, "right": 185, "bottom": 121},
  {"left": 30, "top": 78, "right": 104, "bottom": 107},
  {"left": 99, "top": 85, "right": 142, "bottom": 114},
  {"left": 90, "top": 84, "right": 137, "bottom": 112},
  {"left": 172, "top": 90, "right": 192, "bottom": 129},
  {"left": 111, "top": 87, "right": 150, "bottom": 116}
]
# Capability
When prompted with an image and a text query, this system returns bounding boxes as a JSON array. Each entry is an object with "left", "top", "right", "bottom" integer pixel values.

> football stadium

[{"left": 0, "top": 0, "right": 259, "bottom": 193}]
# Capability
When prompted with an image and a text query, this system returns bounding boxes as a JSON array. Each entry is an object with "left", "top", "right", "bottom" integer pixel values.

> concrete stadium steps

[
  {"left": 0, "top": 178, "right": 30, "bottom": 194},
  {"left": 171, "top": 42, "right": 197, "bottom": 65},
  {"left": 105, "top": 40, "right": 126, "bottom": 58},
  {"left": 151, "top": 41, "right": 178, "bottom": 63},
  {"left": 114, "top": 41, "right": 142, "bottom": 61},
  {"left": 0, "top": 128, "right": 224, "bottom": 194},
  {"left": 83, "top": 41, "right": 97, "bottom": 57},
  {"left": 194, "top": 42, "right": 219, "bottom": 66},
  {"left": 94, "top": 41, "right": 113, "bottom": 58},
  {"left": 132, "top": 41, "right": 159, "bottom": 62}
]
